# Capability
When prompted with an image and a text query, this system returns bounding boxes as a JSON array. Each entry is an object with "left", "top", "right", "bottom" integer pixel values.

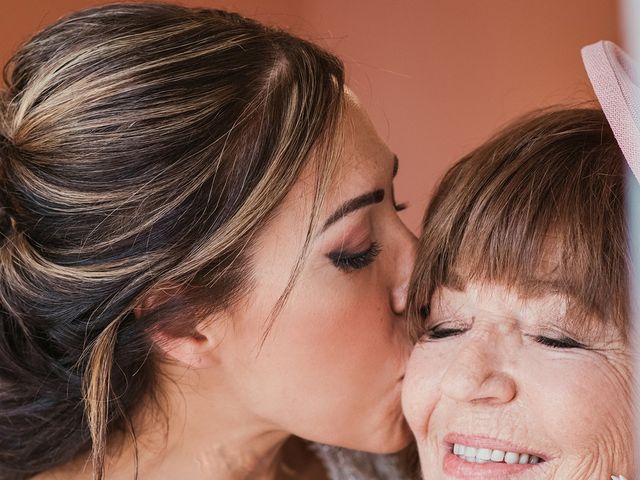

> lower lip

[{"left": 443, "top": 451, "right": 539, "bottom": 478}]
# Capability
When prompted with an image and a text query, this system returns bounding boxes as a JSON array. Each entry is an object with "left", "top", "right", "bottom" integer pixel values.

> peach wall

[{"left": 0, "top": 0, "right": 620, "bottom": 230}]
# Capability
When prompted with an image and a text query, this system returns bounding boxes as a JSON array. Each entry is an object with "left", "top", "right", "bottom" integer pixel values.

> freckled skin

[
  {"left": 402, "top": 283, "right": 633, "bottom": 479},
  {"left": 212, "top": 99, "right": 417, "bottom": 454}
]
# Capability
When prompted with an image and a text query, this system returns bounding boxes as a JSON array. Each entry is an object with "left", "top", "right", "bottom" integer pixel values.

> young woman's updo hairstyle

[{"left": 0, "top": 4, "right": 344, "bottom": 478}]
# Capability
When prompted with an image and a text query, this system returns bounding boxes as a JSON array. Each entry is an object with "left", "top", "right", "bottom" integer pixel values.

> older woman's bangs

[{"left": 409, "top": 108, "right": 629, "bottom": 341}]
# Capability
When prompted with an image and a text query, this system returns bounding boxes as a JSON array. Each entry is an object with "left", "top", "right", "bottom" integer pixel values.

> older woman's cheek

[
  {"left": 554, "top": 450, "right": 629, "bottom": 480},
  {"left": 572, "top": 359, "right": 634, "bottom": 479},
  {"left": 527, "top": 350, "right": 633, "bottom": 479}
]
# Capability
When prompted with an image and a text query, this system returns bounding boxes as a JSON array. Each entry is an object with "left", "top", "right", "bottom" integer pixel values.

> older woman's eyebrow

[{"left": 321, "top": 189, "right": 385, "bottom": 232}]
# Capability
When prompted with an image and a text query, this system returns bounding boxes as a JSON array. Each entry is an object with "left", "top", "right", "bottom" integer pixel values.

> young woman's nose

[
  {"left": 390, "top": 224, "right": 417, "bottom": 316},
  {"left": 440, "top": 337, "right": 517, "bottom": 405}
]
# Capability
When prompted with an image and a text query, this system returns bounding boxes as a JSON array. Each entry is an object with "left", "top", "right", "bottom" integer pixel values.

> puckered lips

[{"left": 442, "top": 433, "right": 548, "bottom": 478}]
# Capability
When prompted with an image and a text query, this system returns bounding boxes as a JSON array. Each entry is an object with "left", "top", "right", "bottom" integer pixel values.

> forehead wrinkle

[
  {"left": 441, "top": 281, "right": 618, "bottom": 342},
  {"left": 437, "top": 281, "right": 569, "bottom": 320},
  {"left": 446, "top": 262, "right": 585, "bottom": 306}
]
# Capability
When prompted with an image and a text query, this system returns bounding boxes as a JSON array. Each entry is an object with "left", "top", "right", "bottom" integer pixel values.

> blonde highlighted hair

[{"left": 0, "top": 4, "right": 345, "bottom": 479}]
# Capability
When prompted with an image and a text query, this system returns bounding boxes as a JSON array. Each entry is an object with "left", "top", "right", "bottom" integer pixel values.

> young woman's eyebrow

[
  {"left": 321, "top": 189, "right": 385, "bottom": 232},
  {"left": 319, "top": 154, "right": 395, "bottom": 234}
]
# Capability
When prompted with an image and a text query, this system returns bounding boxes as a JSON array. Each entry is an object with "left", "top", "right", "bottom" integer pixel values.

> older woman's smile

[
  {"left": 403, "top": 282, "right": 631, "bottom": 479},
  {"left": 443, "top": 434, "right": 547, "bottom": 478},
  {"left": 448, "top": 436, "right": 544, "bottom": 464}
]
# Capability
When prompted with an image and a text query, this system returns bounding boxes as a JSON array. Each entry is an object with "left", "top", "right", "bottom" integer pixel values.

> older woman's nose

[{"left": 440, "top": 340, "right": 517, "bottom": 405}]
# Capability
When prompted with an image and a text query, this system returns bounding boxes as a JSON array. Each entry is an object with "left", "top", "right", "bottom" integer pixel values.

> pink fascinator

[{"left": 581, "top": 40, "right": 640, "bottom": 183}]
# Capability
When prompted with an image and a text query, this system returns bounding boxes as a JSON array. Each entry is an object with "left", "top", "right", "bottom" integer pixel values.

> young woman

[{"left": 0, "top": 4, "right": 417, "bottom": 479}]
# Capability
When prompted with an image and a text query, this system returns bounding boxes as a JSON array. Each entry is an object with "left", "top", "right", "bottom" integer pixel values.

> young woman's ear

[
  {"left": 148, "top": 325, "right": 223, "bottom": 369},
  {"left": 134, "top": 288, "right": 227, "bottom": 369}
]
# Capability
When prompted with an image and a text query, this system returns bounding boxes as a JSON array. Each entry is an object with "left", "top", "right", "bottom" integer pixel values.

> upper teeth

[{"left": 452, "top": 443, "right": 541, "bottom": 465}]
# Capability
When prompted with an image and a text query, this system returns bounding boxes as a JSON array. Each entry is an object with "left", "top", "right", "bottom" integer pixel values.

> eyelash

[
  {"left": 534, "top": 335, "right": 587, "bottom": 349},
  {"left": 422, "top": 325, "right": 468, "bottom": 341},
  {"left": 394, "top": 202, "right": 408, "bottom": 212},
  {"left": 328, "top": 241, "right": 381, "bottom": 273},
  {"left": 427, "top": 328, "right": 587, "bottom": 350},
  {"left": 428, "top": 328, "right": 466, "bottom": 339},
  {"left": 424, "top": 328, "right": 587, "bottom": 350}
]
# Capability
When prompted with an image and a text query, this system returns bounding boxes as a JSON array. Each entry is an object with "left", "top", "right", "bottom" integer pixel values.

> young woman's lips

[{"left": 442, "top": 433, "right": 547, "bottom": 479}]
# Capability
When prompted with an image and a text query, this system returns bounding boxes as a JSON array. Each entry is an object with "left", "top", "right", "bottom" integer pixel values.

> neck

[
  {"left": 137, "top": 414, "right": 289, "bottom": 480},
  {"left": 126, "top": 365, "right": 292, "bottom": 480},
  {"left": 57, "top": 363, "right": 294, "bottom": 480}
]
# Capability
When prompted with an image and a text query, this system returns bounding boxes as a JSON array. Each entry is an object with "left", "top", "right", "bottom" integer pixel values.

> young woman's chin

[{"left": 289, "top": 372, "right": 411, "bottom": 453}]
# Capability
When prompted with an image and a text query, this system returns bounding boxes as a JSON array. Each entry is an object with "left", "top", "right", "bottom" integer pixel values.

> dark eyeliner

[{"left": 328, "top": 241, "right": 381, "bottom": 273}]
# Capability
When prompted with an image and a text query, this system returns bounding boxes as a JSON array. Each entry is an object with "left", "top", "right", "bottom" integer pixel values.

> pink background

[{"left": 0, "top": 0, "right": 621, "bottom": 230}]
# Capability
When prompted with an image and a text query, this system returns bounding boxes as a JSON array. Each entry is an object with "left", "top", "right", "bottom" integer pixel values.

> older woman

[{"left": 402, "top": 106, "right": 634, "bottom": 479}]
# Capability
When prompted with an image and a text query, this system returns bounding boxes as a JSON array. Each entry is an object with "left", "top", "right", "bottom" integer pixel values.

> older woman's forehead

[
  {"left": 433, "top": 280, "right": 584, "bottom": 321},
  {"left": 432, "top": 280, "right": 619, "bottom": 339},
  {"left": 434, "top": 281, "right": 569, "bottom": 308},
  {"left": 442, "top": 267, "right": 576, "bottom": 299}
]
